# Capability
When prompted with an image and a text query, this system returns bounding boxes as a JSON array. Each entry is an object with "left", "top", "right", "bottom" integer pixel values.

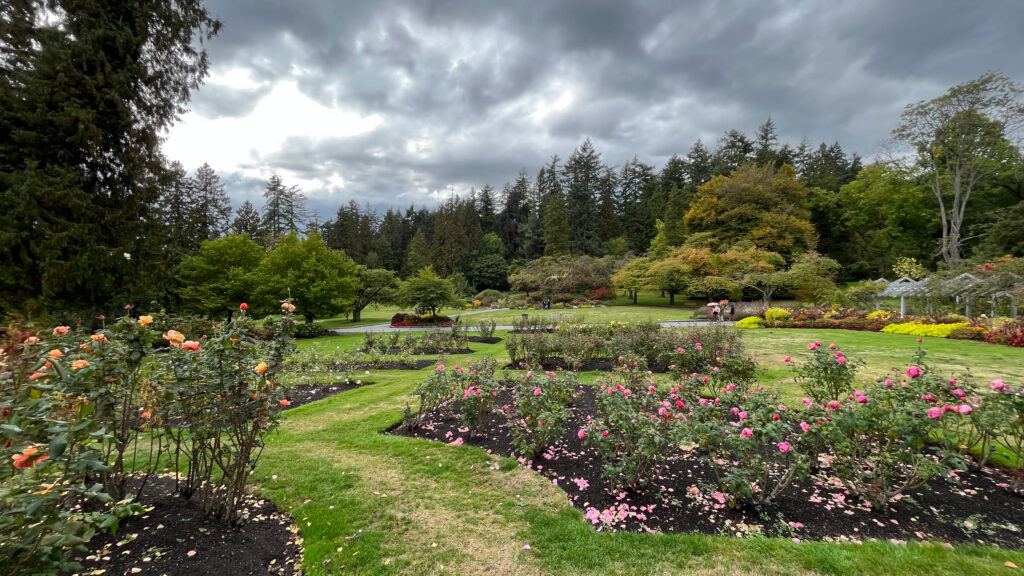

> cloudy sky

[{"left": 162, "top": 0, "right": 1024, "bottom": 218}]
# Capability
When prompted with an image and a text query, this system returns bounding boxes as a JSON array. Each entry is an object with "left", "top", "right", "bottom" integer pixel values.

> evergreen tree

[
  {"left": 543, "top": 191, "right": 570, "bottom": 256},
  {"left": 0, "top": 1, "right": 220, "bottom": 313},
  {"left": 562, "top": 139, "right": 602, "bottom": 254},
  {"left": 432, "top": 196, "right": 482, "bottom": 277},
  {"left": 521, "top": 168, "right": 547, "bottom": 259},
  {"left": 619, "top": 157, "right": 657, "bottom": 252},
  {"left": 754, "top": 118, "right": 781, "bottom": 167},
  {"left": 499, "top": 170, "right": 530, "bottom": 256},
  {"left": 660, "top": 154, "right": 689, "bottom": 196},
  {"left": 663, "top": 185, "right": 688, "bottom": 246},
  {"left": 476, "top": 184, "right": 498, "bottom": 235},
  {"left": 260, "top": 175, "right": 305, "bottom": 238},
  {"left": 156, "top": 162, "right": 200, "bottom": 255},
  {"left": 596, "top": 166, "right": 621, "bottom": 242},
  {"left": 712, "top": 129, "right": 755, "bottom": 176},
  {"left": 404, "top": 229, "right": 432, "bottom": 275},
  {"left": 232, "top": 200, "right": 262, "bottom": 242},
  {"left": 684, "top": 138, "right": 714, "bottom": 186},
  {"left": 193, "top": 163, "right": 232, "bottom": 240}
]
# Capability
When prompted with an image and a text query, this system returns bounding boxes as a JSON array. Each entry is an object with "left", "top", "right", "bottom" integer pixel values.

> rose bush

[{"left": 0, "top": 303, "right": 297, "bottom": 574}]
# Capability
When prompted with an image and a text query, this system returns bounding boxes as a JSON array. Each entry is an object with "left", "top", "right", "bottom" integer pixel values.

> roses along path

[{"left": 394, "top": 353, "right": 1024, "bottom": 549}]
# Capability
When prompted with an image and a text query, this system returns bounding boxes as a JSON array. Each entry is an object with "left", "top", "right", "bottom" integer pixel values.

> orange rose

[
  {"left": 29, "top": 371, "right": 47, "bottom": 380},
  {"left": 52, "top": 326, "right": 70, "bottom": 336},
  {"left": 24, "top": 336, "right": 39, "bottom": 344},
  {"left": 255, "top": 361, "right": 269, "bottom": 374},
  {"left": 140, "top": 412, "right": 150, "bottom": 419},
  {"left": 163, "top": 329, "right": 185, "bottom": 347},
  {"left": 48, "top": 349, "right": 64, "bottom": 358},
  {"left": 72, "top": 360, "right": 89, "bottom": 370},
  {"left": 12, "top": 446, "right": 49, "bottom": 469},
  {"left": 182, "top": 340, "right": 200, "bottom": 352},
  {"left": 90, "top": 334, "right": 107, "bottom": 343},
  {"left": 281, "top": 302, "right": 296, "bottom": 312},
  {"left": 138, "top": 315, "right": 153, "bottom": 326},
  {"left": 279, "top": 399, "right": 290, "bottom": 406}
]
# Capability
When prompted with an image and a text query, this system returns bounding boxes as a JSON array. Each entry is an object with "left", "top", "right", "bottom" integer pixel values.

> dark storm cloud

[{"left": 182, "top": 0, "right": 1024, "bottom": 211}]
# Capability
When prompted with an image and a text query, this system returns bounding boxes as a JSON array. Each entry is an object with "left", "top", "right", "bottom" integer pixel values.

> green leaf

[{"left": 49, "top": 433, "right": 68, "bottom": 458}]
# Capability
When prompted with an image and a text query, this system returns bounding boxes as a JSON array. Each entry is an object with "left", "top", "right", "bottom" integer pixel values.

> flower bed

[
  {"left": 389, "top": 312, "right": 455, "bottom": 327},
  {"left": 504, "top": 324, "right": 755, "bottom": 378},
  {"left": 394, "top": 344, "right": 1024, "bottom": 547},
  {"left": 398, "top": 385, "right": 1023, "bottom": 546}
]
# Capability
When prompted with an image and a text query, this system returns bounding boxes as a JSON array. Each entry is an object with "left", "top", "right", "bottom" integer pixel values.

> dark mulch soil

[
  {"left": 329, "top": 359, "right": 436, "bottom": 371},
  {"left": 505, "top": 357, "right": 670, "bottom": 373},
  {"left": 68, "top": 476, "right": 301, "bottom": 576},
  {"left": 359, "top": 347, "right": 474, "bottom": 355},
  {"left": 468, "top": 336, "right": 503, "bottom": 344},
  {"left": 394, "top": 386, "right": 1024, "bottom": 548},
  {"left": 283, "top": 381, "right": 371, "bottom": 410}
]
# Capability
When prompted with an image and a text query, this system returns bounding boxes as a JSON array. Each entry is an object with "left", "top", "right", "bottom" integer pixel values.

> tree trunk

[
  {"left": 352, "top": 308, "right": 362, "bottom": 322},
  {"left": 669, "top": 292, "right": 675, "bottom": 305}
]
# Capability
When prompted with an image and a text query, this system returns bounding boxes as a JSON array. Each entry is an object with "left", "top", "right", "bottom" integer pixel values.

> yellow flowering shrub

[
  {"left": 880, "top": 322, "right": 970, "bottom": 338},
  {"left": 866, "top": 310, "right": 894, "bottom": 321},
  {"left": 764, "top": 308, "right": 791, "bottom": 322},
  {"left": 734, "top": 316, "right": 765, "bottom": 329}
]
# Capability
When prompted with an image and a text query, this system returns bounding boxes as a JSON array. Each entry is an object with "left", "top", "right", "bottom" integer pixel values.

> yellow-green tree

[{"left": 684, "top": 164, "right": 816, "bottom": 261}]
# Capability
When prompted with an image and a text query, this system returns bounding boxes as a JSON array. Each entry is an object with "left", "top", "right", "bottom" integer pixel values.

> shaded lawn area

[{"left": 257, "top": 358, "right": 1024, "bottom": 575}]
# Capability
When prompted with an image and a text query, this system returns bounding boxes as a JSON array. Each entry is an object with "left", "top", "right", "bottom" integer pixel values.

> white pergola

[{"left": 875, "top": 273, "right": 1021, "bottom": 319}]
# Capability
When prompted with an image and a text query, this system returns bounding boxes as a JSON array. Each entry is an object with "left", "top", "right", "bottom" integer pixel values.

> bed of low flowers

[{"left": 395, "top": 341, "right": 1024, "bottom": 549}]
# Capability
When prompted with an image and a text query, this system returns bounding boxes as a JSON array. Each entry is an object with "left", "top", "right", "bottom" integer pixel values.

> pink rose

[
  {"left": 578, "top": 429, "right": 586, "bottom": 440},
  {"left": 533, "top": 387, "right": 542, "bottom": 396},
  {"left": 778, "top": 442, "right": 791, "bottom": 453},
  {"left": 927, "top": 407, "right": 942, "bottom": 419},
  {"left": 783, "top": 356, "right": 791, "bottom": 363},
  {"left": 958, "top": 404, "right": 973, "bottom": 415},
  {"left": 837, "top": 357, "right": 848, "bottom": 365},
  {"left": 906, "top": 366, "right": 922, "bottom": 379},
  {"left": 436, "top": 364, "right": 445, "bottom": 372},
  {"left": 740, "top": 428, "right": 753, "bottom": 438},
  {"left": 800, "top": 421, "right": 811, "bottom": 433}
]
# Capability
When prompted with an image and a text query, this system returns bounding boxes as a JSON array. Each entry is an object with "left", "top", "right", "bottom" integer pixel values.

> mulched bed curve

[
  {"left": 393, "top": 385, "right": 1024, "bottom": 549},
  {"left": 67, "top": 475, "right": 302, "bottom": 576},
  {"left": 282, "top": 381, "right": 372, "bottom": 410},
  {"left": 468, "top": 336, "right": 503, "bottom": 344},
  {"left": 359, "top": 347, "right": 474, "bottom": 355},
  {"left": 329, "top": 359, "right": 437, "bottom": 371}
]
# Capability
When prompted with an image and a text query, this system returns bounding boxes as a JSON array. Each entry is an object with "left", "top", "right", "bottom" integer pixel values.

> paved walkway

[{"left": 327, "top": 315, "right": 734, "bottom": 334}]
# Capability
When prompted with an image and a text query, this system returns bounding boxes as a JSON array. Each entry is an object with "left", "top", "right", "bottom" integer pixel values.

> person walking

[{"left": 728, "top": 301, "right": 735, "bottom": 321}]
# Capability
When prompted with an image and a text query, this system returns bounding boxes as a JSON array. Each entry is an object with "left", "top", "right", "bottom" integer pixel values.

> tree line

[{"left": 2, "top": 0, "right": 1022, "bottom": 320}]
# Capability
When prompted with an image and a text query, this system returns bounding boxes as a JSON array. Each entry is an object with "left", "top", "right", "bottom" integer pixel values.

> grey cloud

[{"left": 182, "top": 0, "right": 1024, "bottom": 211}]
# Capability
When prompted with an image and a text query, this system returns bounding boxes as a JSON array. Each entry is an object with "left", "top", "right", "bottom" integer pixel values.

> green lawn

[
  {"left": 462, "top": 305, "right": 701, "bottom": 325},
  {"left": 744, "top": 328, "right": 1024, "bottom": 401},
  {"left": 257, "top": 328, "right": 1024, "bottom": 575}
]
